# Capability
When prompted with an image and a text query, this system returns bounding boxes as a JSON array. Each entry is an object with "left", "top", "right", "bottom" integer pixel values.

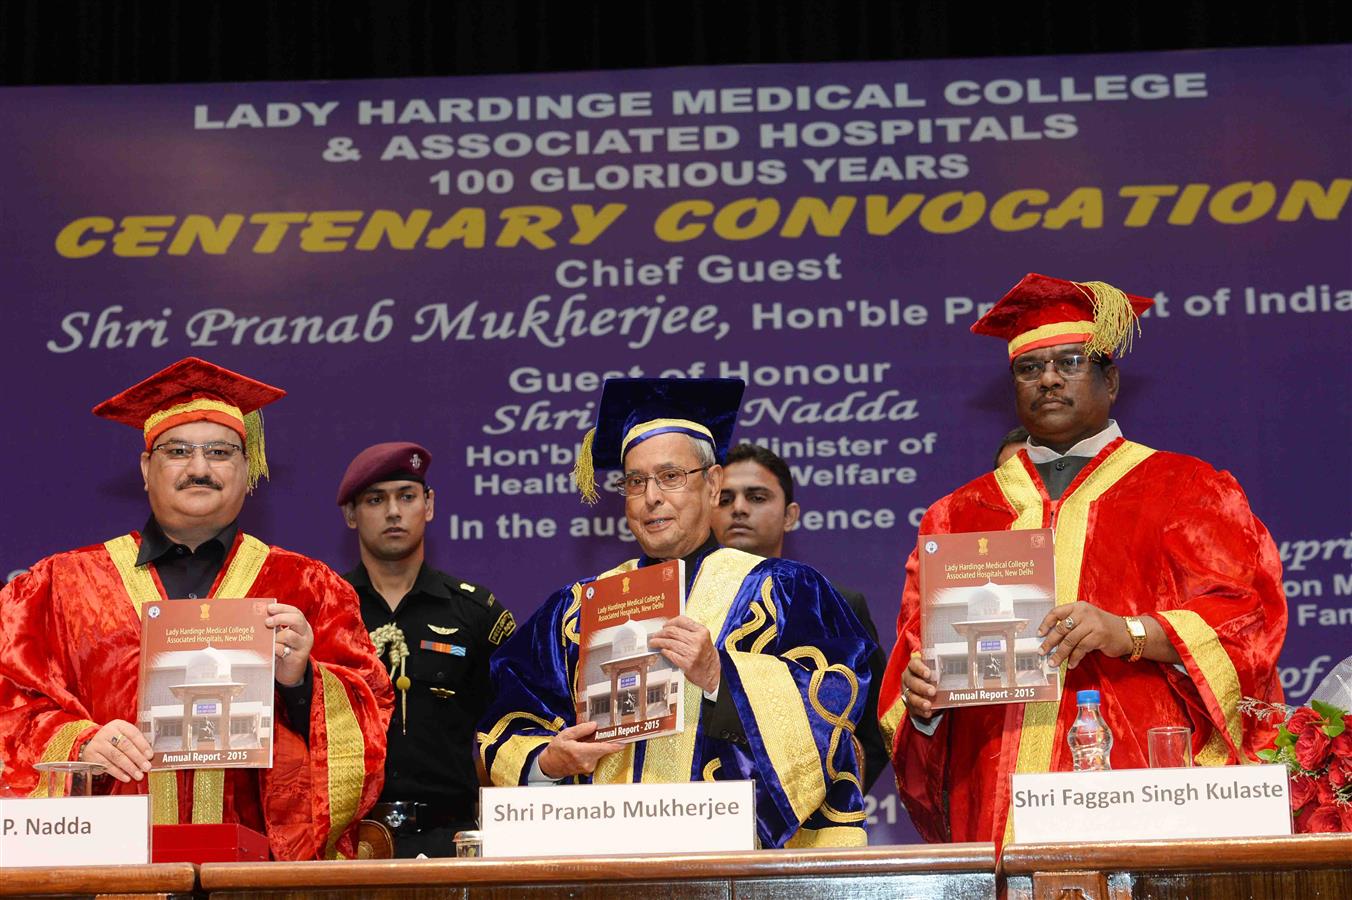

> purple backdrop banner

[{"left": 2, "top": 45, "right": 1349, "bottom": 844}]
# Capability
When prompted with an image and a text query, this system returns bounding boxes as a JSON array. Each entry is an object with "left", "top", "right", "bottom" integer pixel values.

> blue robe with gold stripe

[{"left": 477, "top": 545, "right": 875, "bottom": 849}]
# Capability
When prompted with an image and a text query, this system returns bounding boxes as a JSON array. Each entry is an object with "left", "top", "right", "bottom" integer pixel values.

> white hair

[{"left": 687, "top": 435, "right": 716, "bottom": 470}]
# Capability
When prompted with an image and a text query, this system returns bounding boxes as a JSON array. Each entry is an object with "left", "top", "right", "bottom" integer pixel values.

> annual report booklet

[
  {"left": 137, "top": 597, "right": 276, "bottom": 770},
  {"left": 918, "top": 528, "right": 1061, "bottom": 710},
  {"left": 575, "top": 560, "right": 686, "bottom": 743}
]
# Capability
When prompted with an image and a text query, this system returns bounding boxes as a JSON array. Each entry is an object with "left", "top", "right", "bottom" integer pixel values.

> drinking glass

[
  {"left": 1147, "top": 726, "right": 1193, "bottom": 768},
  {"left": 32, "top": 760, "right": 106, "bottom": 796}
]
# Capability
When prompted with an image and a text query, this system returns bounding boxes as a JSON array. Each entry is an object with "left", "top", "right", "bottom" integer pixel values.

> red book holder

[{"left": 152, "top": 823, "right": 270, "bottom": 863}]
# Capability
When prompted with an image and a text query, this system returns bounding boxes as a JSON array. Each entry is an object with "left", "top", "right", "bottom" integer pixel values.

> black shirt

[
  {"left": 638, "top": 531, "right": 721, "bottom": 589},
  {"left": 135, "top": 516, "right": 313, "bottom": 738},
  {"left": 135, "top": 517, "right": 237, "bottom": 600},
  {"left": 1034, "top": 456, "right": 1093, "bottom": 501},
  {"left": 347, "top": 563, "right": 513, "bottom": 824}
]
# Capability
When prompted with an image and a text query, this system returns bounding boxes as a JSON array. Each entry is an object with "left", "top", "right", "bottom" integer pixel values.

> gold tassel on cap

[
  {"left": 1077, "top": 280, "right": 1142, "bottom": 359},
  {"left": 572, "top": 427, "right": 599, "bottom": 505},
  {"left": 243, "top": 409, "right": 269, "bottom": 492}
]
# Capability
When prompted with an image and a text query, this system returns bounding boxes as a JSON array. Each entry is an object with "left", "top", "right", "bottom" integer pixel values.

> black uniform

[{"left": 345, "top": 563, "right": 515, "bottom": 857}]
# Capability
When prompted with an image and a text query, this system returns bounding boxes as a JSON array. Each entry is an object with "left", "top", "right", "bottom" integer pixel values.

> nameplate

[
  {"left": 0, "top": 796, "right": 150, "bottom": 868},
  {"left": 1011, "top": 764, "right": 1291, "bottom": 843},
  {"left": 480, "top": 780, "right": 755, "bottom": 858}
]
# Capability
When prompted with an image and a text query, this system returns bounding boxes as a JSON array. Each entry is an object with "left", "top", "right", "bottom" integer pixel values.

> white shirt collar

[{"left": 1023, "top": 420, "right": 1122, "bottom": 464}]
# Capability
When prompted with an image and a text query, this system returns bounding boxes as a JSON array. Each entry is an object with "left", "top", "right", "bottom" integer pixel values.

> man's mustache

[
  {"left": 1032, "top": 394, "right": 1073, "bottom": 410},
  {"left": 176, "top": 475, "right": 223, "bottom": 491}
]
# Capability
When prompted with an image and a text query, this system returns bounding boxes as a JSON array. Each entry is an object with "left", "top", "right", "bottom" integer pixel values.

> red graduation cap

[
  {"left": 971, "top": 273, "right": 1155, "bottom": 360},
  {"left": 92, "top": 357, "right": 285, "bottom": 489}
]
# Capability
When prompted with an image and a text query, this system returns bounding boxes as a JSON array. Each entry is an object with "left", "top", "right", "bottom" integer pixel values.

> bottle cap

[{"left": 1076, "top": 689, "right": 1101, "bottom": 704}]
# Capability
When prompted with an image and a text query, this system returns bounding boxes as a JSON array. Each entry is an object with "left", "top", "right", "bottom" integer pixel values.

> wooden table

[
  {"left": 0, "top": 863, "right": 197, "bottom": 899},
  {"left": 1003, "top": 834, "right": 1352, "bottom": 899},
  {"left": 199, "top": 844, "right": 998, "bottom": 899},
  {"left": 10, "top": 834, "right": 1352, "bottom": 898}
]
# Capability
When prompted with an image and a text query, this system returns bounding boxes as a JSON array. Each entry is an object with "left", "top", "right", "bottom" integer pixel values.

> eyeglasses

[
  {"left": 1011, "top": 354, "right": 1105, "bottom": 383},
  {"left": 151, "top": 441, "right": 243, "bottom": 464},
  {"left": 618, "top": 466, "right": 711, "bottom": 496}
]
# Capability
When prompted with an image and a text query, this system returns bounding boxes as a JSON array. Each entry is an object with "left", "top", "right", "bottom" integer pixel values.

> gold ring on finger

[{"left": 1060, "top": 615, "right": 1076, "bottom": 632}]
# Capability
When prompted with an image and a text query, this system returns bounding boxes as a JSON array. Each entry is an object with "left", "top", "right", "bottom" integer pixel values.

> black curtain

[{"left": 3, "top": 0, "right": 1349, "bottom": 86}]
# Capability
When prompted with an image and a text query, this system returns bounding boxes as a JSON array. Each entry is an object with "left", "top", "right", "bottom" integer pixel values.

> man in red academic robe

[
  {"left": 878, "top": 274, "right": 1287, "bottom": 845},
  {"left": 0, "top": 358, "right": 392, "bottom": 860}
]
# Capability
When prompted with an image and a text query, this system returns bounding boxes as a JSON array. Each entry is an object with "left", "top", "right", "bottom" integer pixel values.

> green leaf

[
  {"left": 1324, "top": 718, "right": 1346, "bottom": 739},
  {"left": 1256, "top": 748, "right": 1277, "bottom": 762},
  {"left": 1275, "top": 724, "right": 1296, "bottom": 748},
  {"left": 1311, "top": 699, "right": 1349, "bottom": 723}
]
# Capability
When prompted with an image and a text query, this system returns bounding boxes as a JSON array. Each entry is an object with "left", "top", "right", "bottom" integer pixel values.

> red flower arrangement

[{"left": 1244, "top": 698, "right": 1352, "bottom": 833}]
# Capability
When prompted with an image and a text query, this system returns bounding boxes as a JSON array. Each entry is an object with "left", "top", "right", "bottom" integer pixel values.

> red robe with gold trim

[
  {"left": 878, "top": 438, "right": 1286, "bottom": 844},
  {"left": 0, "top": 531, "right": 392, "bottom": 860}
]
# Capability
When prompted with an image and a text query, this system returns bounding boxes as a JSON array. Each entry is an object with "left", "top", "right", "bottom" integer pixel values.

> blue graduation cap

[{"left": 572, "top": 377, "right": 745, "bottom": 505}]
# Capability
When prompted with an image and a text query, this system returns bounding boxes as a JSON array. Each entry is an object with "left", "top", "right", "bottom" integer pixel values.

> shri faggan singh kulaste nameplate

[
  {"left": 576, "top": 560, "right": 685, "bottom": 743},
  {"left": 918, "top": 529, "right": 1060, "bottom": 710},
  {"left": 137, "top": 598, "right": 276, "bottom": 769}
]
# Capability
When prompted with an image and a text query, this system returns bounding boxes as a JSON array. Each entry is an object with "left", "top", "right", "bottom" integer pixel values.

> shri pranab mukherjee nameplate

[
  {"left": 0, "top": 796, "right": 150, "bottom": 868},
  {"left": 1011, "top": 764, "right": 1291, "bottom": 844},
  {"left": 480, "top": 780, "right": 755, "bottom": 857}
]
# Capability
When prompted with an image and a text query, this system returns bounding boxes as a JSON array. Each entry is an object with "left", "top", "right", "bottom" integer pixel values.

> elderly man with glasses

[
  {"left": 878, "top": 274, "right": 1287, "bottom": 846},
  {"left": 477, "top": 378, "right": 877, "bottom": 849},
  {"left": 0, "top": 357, "right": 392, "bottom": 860}
]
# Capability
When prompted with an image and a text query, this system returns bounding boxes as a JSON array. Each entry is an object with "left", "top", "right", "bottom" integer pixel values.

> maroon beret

[{"left": 336, "top": 441, "right": 432, "bottom": 505}]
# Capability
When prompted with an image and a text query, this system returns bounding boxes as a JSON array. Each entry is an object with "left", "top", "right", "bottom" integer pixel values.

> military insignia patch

[
  {"left": 488, "top": 609, "right": 516, "bottom": 645},
  {"left": 421, "top": 639, "right": 466, "bottom": 656},
  {"left": 428, "top": 624, "right": 459, "bottom": 636}
]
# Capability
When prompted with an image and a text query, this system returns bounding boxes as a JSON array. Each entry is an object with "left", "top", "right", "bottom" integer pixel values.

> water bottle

[{"left": 1067, "top": 689, "right": 1113, "bottom": 771}]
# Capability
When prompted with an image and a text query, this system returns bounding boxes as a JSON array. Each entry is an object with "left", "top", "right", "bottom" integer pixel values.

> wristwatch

[{"left": 1124, "top": 616, "right": 1147, "bottom": 662}]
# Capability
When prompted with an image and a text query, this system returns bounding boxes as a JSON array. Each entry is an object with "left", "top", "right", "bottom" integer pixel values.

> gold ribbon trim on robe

[
  {"left": 104, "top": 532, "right": 269, "bottom": 825},
  {"left": 765, "top": 643, "right": 865, "bottom": 825},
  {"left": 1158, "top": 609, "right": 1248, "bottom": 764},
  {"left": 628, "top": 549, "right": 760, "bottom": 787},
  {"left": 785, "top": 825, "right": 868, "bottom": 848},
  {"left": 994, "top": 442, "right": 1156, "bottom": 843},
  {"left": 731, "top": 650, "right": 825, "bottom": 825},
  {"left": 320, "top": 666, "right": 367, "bottom": 859},
  {"left": 479, "top": 712, "right": 568, "bottom": 786},
  {"left": 878, "top": 698, "right": 906, "bottom": 760},
  {"left": 191, "top": 769, "right": 227, "bottom": 824},
  {"left": 29, "top": 719, "right": 98, "bottom": 798},
  {"left": 717, "top": 558, "right": 866, "bottom": 835}
]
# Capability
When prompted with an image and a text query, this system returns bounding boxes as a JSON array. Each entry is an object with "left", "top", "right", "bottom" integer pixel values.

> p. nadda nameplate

[{"left": 1, "top": 795, "right": 150, "bottom": 867}]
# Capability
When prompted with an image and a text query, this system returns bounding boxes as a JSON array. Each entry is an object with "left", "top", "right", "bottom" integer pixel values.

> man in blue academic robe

[{"left": 477, "top": 378, "right": 876, "bottom": 849}]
